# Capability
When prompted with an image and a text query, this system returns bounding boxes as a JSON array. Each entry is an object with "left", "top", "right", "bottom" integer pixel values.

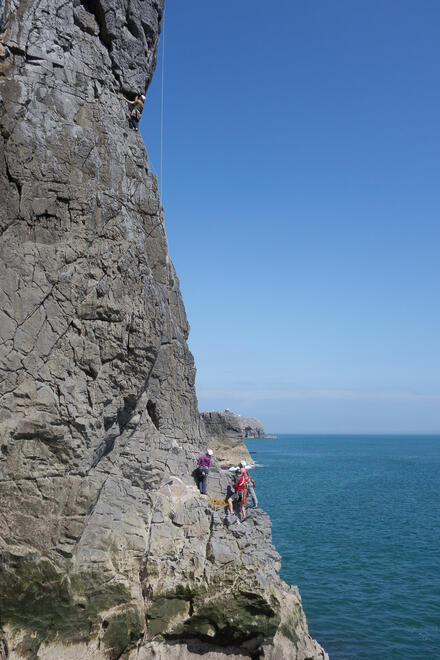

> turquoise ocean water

[{"left": 245, "top": 435, "right": 440, "bottom": 660}]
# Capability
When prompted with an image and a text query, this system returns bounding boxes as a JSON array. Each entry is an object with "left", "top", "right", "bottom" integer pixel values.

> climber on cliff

[
  {"left": 227, "top": 467, "right": 247, "bottom": 521},
  {"left": 124, "top": 92, "right": 145, "bottom": 131},
  {"left": 196, "top": 449, "right": 213, "bottom": 495},
  {"left": 239, "top": 460, "right": 258, "bottom": 508}
]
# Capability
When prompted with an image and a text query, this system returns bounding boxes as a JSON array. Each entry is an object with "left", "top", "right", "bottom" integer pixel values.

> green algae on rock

[{"left": 0, "top": 0, "right": 327, "bottom": 658}]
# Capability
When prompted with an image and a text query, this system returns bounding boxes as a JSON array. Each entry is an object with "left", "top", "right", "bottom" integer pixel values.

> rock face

[
  {"left": 200, "top": 411, "right": 264, "bottom": 467},
  {"left": 238, "top": 415, "right": 265, "bottom": 439},
  {"left": 0, "top": 1, "right": 327, "bottom": 659}
]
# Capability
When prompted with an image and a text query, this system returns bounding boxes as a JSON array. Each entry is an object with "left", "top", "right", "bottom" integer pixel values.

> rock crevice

[{"left": 0, "top": 1, "right": 327, "bottom": 658}]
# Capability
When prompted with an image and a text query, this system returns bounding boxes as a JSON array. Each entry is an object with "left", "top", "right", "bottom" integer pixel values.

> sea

[{"left": 245, "top": 434, "right": 440, "bottom": 660}]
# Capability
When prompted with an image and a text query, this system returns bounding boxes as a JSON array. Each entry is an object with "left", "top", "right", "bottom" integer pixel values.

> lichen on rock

[{"left": 0, "top": 0, "right": 327, "bottom": 658}]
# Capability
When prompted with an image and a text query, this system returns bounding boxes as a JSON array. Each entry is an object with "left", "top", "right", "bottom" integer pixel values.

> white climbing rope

[{"left": 160, "top": 9, "right": 165, "bottom": 200}]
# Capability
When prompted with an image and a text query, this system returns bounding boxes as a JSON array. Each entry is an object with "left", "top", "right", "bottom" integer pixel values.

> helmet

[
  {"left": 207, "top": 449, "right": 213, "bottom": 456},
  {"left": 239, "top": 460, "right": 246, "bottom": 467}
]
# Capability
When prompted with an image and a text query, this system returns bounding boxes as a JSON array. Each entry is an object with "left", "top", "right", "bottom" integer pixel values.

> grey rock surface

[
  {"left": 200, "top": 410, "right": 264, "bottom": 467},
  {"left": 0, "top": 1, "right": 327, "bottom": 658},
  {"left": 238, "top": 415, "right": 265, "bottom": 439}
]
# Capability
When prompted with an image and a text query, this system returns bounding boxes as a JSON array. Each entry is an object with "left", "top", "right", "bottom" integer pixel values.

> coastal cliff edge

[{"left": 0, "top": 2, "right": 327, "bottom": 658}]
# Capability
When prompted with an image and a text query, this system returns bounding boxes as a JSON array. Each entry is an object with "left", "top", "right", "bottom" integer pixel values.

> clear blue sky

[{"left": 141, "top": 0, "right": 440, "bottom": 433}]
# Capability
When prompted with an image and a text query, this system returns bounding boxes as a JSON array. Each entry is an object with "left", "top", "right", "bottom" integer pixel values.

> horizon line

[{"left": 257, "top": 431, "right": 440, "bottom": 437}]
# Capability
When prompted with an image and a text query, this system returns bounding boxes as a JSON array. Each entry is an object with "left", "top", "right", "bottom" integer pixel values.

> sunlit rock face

[
  {"left": 0, "top": 2, "right": 327, "bottom": 658},
  {"left": 200, "top": 410, "right": 264, "bottom": 467}
]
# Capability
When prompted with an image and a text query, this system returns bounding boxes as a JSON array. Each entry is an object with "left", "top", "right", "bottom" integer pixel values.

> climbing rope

[{"left": 159, "top": 9, "right": 165, "bottom": 200}]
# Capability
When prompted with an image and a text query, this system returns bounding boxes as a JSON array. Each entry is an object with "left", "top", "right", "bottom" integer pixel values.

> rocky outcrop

[
  {"left": 200, "top": 411, "right": 264, "bottom": 467},
  {"left": 238, "top": 415, "right": 265, "bottom": 439},
  {"left": 0, "top": 1, "right": 327, "bottom": 658}
]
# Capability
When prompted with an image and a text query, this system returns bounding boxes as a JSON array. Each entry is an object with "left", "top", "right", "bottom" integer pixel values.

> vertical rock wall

[
  {"left": 0, "top": 1, "right": 327, "bottom": 658},
  {"left": 200, "top": 411, "right": 257, "bottom": 467}
]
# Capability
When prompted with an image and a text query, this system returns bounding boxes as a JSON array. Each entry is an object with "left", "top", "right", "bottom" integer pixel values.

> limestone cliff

[
  {"left": 0, "top": 1, "right": 327, "bottom": 658},
  {"left": 238, "top": 415, "right": 265, "bottom": 439},
  {"left": 200, "top": 411, "right": 264, "bottom": 468}
]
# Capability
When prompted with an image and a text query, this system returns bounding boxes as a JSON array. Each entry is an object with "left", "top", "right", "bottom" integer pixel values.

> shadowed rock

[
  {"left": 200, "top": 410, "right": 264, "bottom": 467},
  {"left": 0, "top": 1, "right": 327, "bottom": 658}
]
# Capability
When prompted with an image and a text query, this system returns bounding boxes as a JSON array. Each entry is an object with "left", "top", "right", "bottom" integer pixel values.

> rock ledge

[{"left": 0, "top": 1, "right": 327, "bottom": 658}]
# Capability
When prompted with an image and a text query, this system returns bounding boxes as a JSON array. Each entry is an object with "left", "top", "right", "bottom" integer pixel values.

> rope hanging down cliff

[{"left": 160, "top": 9, "right": 165, "bottom": 200}]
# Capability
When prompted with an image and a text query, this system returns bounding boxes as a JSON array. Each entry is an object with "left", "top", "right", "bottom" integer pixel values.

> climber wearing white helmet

[
  {"left": 124, "top": 92, "right": 146, "bottom": 132},
  {"left": 196, "top": 449, "right": 213, "bottom": 495},
  {"left": 227, "top": 467, "right": 247, "bottom": 521},
  {"left": 240, "top": 460, "right": 258, "bottom": 508}
]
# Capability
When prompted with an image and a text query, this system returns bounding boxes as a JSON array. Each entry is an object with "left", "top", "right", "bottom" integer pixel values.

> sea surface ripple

[{"left": 245, "top": 434, "right": 440, "bottom": 660}]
